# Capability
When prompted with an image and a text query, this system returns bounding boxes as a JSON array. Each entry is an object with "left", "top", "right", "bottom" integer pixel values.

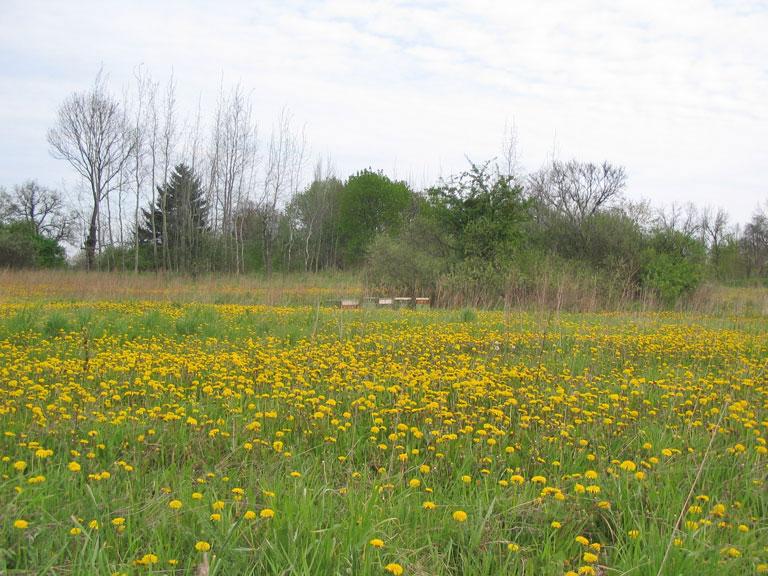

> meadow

[{"left": 0, "top": 280, "right": 766, "bottom": 575}]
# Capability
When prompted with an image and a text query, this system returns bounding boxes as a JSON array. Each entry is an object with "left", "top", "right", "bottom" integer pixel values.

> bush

[
  {"left": 366, "top": 233, "right": 446, "bottom": 299},
  {"left": 642, "top": 230, "right": 706, "bottom": 304},
  {"left": 0, "top": 221, "right": 66, "bottom": 268},
  {"left": 438, "top": 258, "right": 507, "bottom": 308}
]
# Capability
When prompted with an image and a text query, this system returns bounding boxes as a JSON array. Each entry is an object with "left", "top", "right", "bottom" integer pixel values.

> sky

[{"left": 0, "top": 0, "right": 766, "bottom": 224}]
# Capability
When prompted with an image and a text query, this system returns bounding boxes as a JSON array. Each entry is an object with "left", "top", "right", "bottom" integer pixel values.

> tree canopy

[{"left": 337, "top": 170, "right": 412, "bottom": 267}]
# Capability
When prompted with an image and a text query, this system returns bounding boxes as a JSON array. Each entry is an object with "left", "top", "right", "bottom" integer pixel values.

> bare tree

[
  {"left": 529, "top": 159, "right": 627, "bottom": 227},
  {"left": 158, "top": 74, "right": 178, "bottom": 270},
  {"left": 655, "top": 201, "right": 701, "bottom": 237},
  {"left": 499, "top": 120, "right": 521, "bottom": 177},
  {"left": 111, "top": 87, "right": 133, "bottom": 270},
  {"left": 261, "top": 108, "right": 306, "bottom": 275},
  {"left": 179, "top": 95, "right": 206, "bottom": 272},
  {"left": 701, "top": 206, "right": 730, "bottom": 259},
  {"left": 208, "top": 84, "right": 258, "bottom": 272},
  {"left": 130, "top": 66, "right": 151, "bottom": 272},
  {"left": 48, "top": 72, "right": 134, "bottom": 269},
  {"left": 0, "top": 180, "right": 76, "bottom": 242},
  {"left": 299, "top": 157, "right": 335, "bottom": 272},
  {"left": 740, "top": 203, "right": 768, "bottom": 278},
  {"left": 146, "top": 79, "right": 160, "bottom": 269},
  {"left": 284, "top": 122, "right": 307, "bottom": 271}
]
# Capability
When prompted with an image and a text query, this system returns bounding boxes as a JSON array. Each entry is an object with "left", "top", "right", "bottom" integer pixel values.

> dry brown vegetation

[
  {"left": 0, "top": 269, "right": 361, "bottom": 305},
  {"left": 1, "top": 269, "right": 766, "bottom": 317}
]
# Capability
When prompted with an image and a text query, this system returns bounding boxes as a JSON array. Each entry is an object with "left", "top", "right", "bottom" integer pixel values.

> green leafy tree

[
  {"left": 337, "top": 170, "right": 413, "bottom": 266},
  {"left": 139, "top": 164, "right": 208, "bottom": 272},
  {"left": 425, "top": 161, "right": 530, "bottom": 265},
  {"left": 0, "top": 221, "right": 66, "bottom": 268},
  {"left": 642, "top": 229, "right": 706, "bottom": 304}
]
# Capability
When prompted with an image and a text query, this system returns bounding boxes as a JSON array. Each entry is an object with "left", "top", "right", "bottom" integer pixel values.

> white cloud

[{"left": 0, "top": 0, "right": 766, "bottom": 221}]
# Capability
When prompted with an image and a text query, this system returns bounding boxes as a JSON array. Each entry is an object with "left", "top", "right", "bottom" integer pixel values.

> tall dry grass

[
  {"left": 1, "top": 268, "right": 765, "bottom": 314},
  {"left": 0, "top": 269, "right": 362, "bottom": 305}
]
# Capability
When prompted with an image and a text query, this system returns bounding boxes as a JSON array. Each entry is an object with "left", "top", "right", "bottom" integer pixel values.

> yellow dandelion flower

[{"left": 452, "top": 510, "right": 468, "bottom": 522}]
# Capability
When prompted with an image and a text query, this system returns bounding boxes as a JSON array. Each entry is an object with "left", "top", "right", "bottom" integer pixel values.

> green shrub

[
  {"left": 642, "top": 230, "right": 706, "bottom": 304},
  {"left": 0, "top": 221, "right": 66, "bottom": 268}
]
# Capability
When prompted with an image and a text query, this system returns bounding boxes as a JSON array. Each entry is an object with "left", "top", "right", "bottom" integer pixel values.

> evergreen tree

[{"left": 139, "top": 163, "right": 208, "bottom": 272}]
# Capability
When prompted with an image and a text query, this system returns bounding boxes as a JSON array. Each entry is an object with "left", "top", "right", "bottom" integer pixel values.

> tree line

[{"left": 1, "top": 70, "right": 767, "bottom": 306}]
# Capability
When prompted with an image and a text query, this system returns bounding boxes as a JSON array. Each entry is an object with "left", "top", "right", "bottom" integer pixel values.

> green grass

[{"left": 0, "top": 301, "right": 766, "bottom": 575}]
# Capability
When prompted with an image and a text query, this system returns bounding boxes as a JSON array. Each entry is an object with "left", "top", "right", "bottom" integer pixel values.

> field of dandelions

[{"left": 1, "top": 294, "right": 766, "bottom": 575}]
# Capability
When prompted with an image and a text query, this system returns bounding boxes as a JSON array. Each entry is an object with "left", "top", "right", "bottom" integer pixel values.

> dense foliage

[
  {"left": 337, "top": 170, "right": 413, "bottom": 266},
  {"left": 0, "top": 221, "right": 66, "bottom": 268},
  {"left": 3, "top": 156, "right": 768, "bottom": 306}
]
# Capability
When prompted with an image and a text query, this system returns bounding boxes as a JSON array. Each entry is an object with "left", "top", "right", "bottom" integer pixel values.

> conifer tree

[{"left": 139, "top": 163, "right": 208, "bottom": 271}]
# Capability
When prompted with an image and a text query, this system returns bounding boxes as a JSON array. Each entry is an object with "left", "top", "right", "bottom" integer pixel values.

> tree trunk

[{"left": 86, "top": 201, "right": 99, "bottom": 270}]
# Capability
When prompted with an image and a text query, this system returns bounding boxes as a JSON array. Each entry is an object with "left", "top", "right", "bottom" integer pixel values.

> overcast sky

[{"left": 1, "top": 0, "right": 766, "bottom": 223}]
